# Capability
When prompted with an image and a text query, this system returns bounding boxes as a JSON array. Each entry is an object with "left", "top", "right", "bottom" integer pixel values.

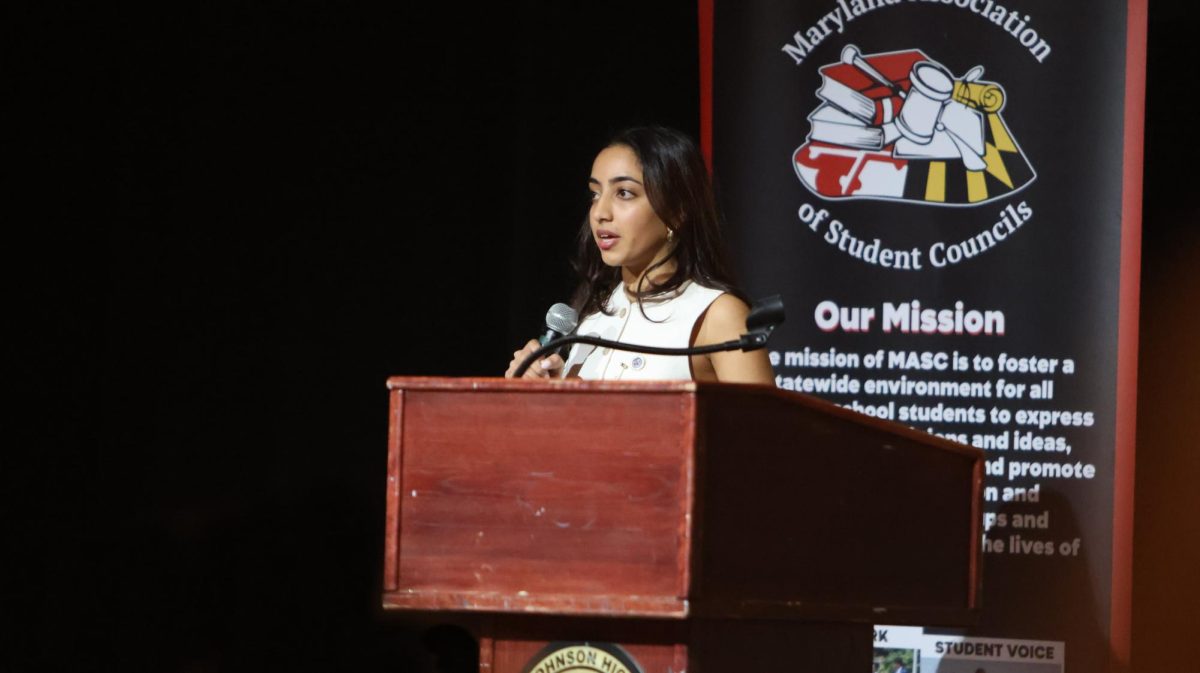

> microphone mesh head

[{"left": 545, "top": 302, "right": 579, "bottom": 334}]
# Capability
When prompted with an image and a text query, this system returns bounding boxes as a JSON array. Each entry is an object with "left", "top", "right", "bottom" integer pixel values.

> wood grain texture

[
  {"left": 387, "top": 381, "right": 694, "bottom": 616},
  {"left": 384, "top": 388, "right": 404, "bottom": 592}
]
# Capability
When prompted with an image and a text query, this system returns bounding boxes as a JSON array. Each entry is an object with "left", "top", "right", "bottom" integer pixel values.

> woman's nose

[{"left": 591, "top": 194, "right": 613, "bottom": 222}]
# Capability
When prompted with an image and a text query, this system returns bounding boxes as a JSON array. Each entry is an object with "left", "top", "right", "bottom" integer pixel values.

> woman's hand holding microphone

[
  {"left": 505, "top": 303, "right": 576, "bottom": 379},
  {"left": 505, "top": 339, "right": 564, "bottom": 379}
]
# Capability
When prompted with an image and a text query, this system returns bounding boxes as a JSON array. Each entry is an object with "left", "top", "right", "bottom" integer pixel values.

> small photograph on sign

[{"left": 874, "top": 647, "right": 919, "bottom": 673}]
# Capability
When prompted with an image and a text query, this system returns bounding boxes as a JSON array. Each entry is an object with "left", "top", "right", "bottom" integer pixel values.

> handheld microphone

[{"left": 539, "top": 303, "right": 579, "bottom": 347}]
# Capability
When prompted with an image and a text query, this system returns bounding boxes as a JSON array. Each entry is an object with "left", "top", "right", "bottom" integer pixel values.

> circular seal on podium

[{"left": 520, "top": 641, "right": 644, "bottom": 673}]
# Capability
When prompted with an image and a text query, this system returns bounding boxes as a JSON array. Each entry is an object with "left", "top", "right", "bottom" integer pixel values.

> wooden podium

[{"left": 383, "top": 377, "right": 983, "bottom": 672}]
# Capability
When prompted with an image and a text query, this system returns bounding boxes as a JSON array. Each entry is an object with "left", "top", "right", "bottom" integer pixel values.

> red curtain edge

[{"left": 1112, "top": 0, "right": 1147, "bottom": 668}]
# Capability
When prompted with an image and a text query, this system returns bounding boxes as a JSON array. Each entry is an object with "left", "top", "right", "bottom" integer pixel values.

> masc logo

[{"left": 793, "top": 44, "right": 1035, "bottom": 207}]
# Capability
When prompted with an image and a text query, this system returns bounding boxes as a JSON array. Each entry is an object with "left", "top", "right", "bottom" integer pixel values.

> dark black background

[{"left": 20, "top": 1, "right": 1194, "bottom": 671}]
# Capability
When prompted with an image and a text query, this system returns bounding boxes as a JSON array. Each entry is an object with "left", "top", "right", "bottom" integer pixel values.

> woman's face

[{"left": 588, "top": 144, "right": 672, "bottom": 277}]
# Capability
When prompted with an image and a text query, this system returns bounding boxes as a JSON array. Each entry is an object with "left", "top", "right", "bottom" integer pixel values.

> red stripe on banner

[
  {"left": 1112, "top": 0, "right": 1147, "bottom": 668},
  {"left": 698, "top": 0, "right": 714, "bottom": 171}
]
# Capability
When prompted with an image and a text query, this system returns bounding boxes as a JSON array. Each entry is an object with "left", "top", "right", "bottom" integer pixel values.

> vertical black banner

[{"left": 706, "top": 1, "right": 1144, "bottom": 670}]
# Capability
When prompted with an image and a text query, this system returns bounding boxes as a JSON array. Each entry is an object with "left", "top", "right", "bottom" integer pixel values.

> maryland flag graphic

[{"left": 793, "top": 45, "right": 1035, "bottom": 206}]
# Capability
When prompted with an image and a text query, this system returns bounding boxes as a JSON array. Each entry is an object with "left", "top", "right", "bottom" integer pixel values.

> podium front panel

[{"left": 384, "top": 379, "right": 698, "bottom": 616}]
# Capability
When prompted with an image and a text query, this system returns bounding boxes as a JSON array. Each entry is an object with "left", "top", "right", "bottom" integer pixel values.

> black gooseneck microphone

[{"left": 513, "top": 295, "right": 786, "bottom": 378}]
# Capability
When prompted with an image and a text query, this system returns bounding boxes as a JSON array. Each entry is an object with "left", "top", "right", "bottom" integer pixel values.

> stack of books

[{"left": 807, "top": 49, "right": 926, "bottom": 150}]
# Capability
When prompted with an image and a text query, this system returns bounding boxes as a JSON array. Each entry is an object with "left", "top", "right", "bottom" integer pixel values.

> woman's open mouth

[{"left": 596, "top": 229, "right": 619, "bottom": 251}]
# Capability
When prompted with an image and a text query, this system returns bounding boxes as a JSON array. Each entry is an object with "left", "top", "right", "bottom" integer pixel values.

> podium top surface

[{"left": 387, "top": 376, "right": 700, "bottom": 392}]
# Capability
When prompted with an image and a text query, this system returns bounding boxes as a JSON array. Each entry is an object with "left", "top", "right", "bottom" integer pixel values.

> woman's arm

[{"left": 692, "top": 294, "right": 777, "bottom": 384}]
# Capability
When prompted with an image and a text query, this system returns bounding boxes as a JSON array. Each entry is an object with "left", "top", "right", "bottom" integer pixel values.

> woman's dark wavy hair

[{"left": 569, "top": 126, "right": 745, "bottom": 319}]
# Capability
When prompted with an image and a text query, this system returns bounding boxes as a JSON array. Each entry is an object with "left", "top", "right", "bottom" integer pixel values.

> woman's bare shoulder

[
  {"left": 697, "top": 292, "right": 775, "bottom": 384},
  {"left": 697, "top": 292, "right": 751, "bottom": 342}
]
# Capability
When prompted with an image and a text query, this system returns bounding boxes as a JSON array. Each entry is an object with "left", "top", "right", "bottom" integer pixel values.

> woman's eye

[
  {"left": 617, "top": 189, "right": 634, "bottom": 199},
  {"left": 588, "top": 191, "right": 599, "bottom": 202}
]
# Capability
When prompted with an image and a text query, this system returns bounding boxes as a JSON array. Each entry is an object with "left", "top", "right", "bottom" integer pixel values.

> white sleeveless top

[{"left": 562, "top": 281, "right": 725, "bottom": 381}]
